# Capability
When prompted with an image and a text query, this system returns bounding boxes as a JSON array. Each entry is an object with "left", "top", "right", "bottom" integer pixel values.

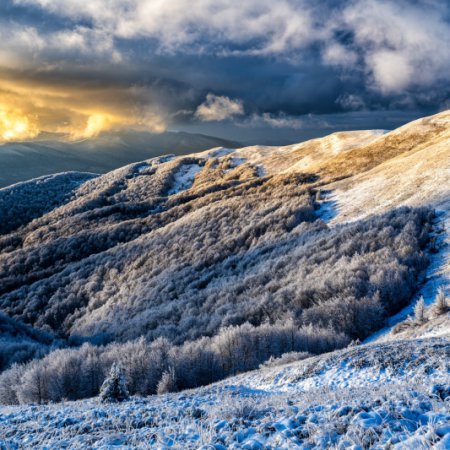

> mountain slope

[
  {"left": 1, "top": 337, "right": 448, "bottom": 449},
  {"left": 329, "top": 111, "right": 450, "bottom": 222},
  {"left": 0, "top": 163, "right": 433, "bottom": 345},
  {"left": 0, "top": 113, "right": 448, "bottom": 343},
  {"left": 0, "top": 172, "right": 97, "bottom": 235},
  {"left": 0, "top": 110, "right": 448, "bottom": 410}
]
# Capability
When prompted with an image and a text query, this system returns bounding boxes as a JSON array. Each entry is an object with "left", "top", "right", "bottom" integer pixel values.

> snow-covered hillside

[
  {"left": 0, "top": 110, "right": 449, "bottom": 449},
  {"left": 1, "top": 338, "right": 448, "bottom": 449},
  {"left": 366, "top": 210, "right": 450, "bottom": 343}
]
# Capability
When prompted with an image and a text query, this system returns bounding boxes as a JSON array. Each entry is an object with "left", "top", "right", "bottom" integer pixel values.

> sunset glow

[
  {"left": 76, "top": 114, "right": 113, "bottom": 139},
  {"left": 0, "top": 108, "right": 39, "bottom": 142}
]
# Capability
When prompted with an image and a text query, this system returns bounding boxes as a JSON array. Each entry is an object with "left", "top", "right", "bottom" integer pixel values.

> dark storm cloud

[{"left": 1, "top": 0, "right": 450, "bottom": 141}]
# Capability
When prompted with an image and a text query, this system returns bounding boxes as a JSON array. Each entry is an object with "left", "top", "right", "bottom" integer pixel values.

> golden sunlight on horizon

[
  {"left": 0, "top": 103, "right": 167, "bottom": 143},
  {"left": 83, "top": 114, "right": 112, "bottom": 139},
  {"left": 0, "top": 76, "right": 169, "bottom": 143},
  {"left": 0, "top": 107, "right": 115, "bottom": 143},
  {"left": 0, "top": 107, "right": 39, "bottom": 142},
  {"left": 68, "top": 113, "right": 115, "bottom": 140}
]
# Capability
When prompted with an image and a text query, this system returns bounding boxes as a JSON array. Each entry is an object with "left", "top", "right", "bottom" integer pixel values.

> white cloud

[
  {"left": 243, "top": 112, "right": 331, "bottom": 130},
  {"left": 0, "top": 22, "right": 120, "bottom": 70},
  {"left": 322, "top": 43, "right": 358, "bottom": 67},
  {"left": 13, "top": 0, "right": 320, "bottom": 55},
  {"left": 337, "top": 0, "right": 450, "bottom": 93},
  {"left": 367, "top": 51, "right": 413, "bottom": 94},
  {"left": 336, "top": 94, "right": 366, "bottom": 111},
  {"left": 259, "top": 113, "right": 304, "bottom": 129},
  {"left": 195, "top": 94, "right": 244, "bottom": 122},
  {"left": 6, "top": 0, "right": 450, "bottom": 109},
  {"left": 53, "top": 27, "right": 119, "bottom": 59},
  {"left": 0, "top": 25, "right": 45, "bottom": 69}
]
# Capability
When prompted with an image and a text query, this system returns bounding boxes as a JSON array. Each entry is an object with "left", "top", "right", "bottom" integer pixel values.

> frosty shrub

[
  {"left": 99, "top": 363, "right": 129, "bottom": 403},
  {"left": 260, "top": 351, "right": 312, "bottom": 369},
  {"left": 430, "top": 288, "right": 448, "bottom": 318},
  {"left": 157, "top": 368, "right": 178, "bottom": 394},
  {"left": 413, "top": 296, "right": 426, "bottom": 324}
]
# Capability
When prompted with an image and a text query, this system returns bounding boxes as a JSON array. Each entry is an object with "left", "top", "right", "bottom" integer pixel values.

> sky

[{"left": 1, "top": 0, "right": 450, "bottom": 145}]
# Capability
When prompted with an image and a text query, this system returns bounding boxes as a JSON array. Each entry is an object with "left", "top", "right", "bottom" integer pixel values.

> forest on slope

[{"left": 1, "top": 111, "right": 448, "bottom": 403}]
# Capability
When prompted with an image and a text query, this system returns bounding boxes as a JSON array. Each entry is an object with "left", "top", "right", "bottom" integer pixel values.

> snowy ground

[
  {"left": 315, "top": 190, "right": 338, "bottom": 223},
  {"left": 1, "top": 338, "right": 448, "bottom": 449},
  {"left": 167, "top": 163, "right": 202, "bottom": 195}
]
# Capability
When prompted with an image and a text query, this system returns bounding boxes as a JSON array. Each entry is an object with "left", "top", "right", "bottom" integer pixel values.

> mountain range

[{"left": 0, "top": 131, "right": 239, "bottom": 188}]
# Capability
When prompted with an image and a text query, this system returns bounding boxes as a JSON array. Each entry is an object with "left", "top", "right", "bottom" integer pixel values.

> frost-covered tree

[
  {"left": 0, "top": 364, "right": 23, "bottom": 404},
  {"left": 157, "top": 367, "right": 178, "bottom": 394},
  {"left": 430, "top": 288, "right": 448, "bottom": 318},
  {"left": 16, "top": 361, "right": 49, "bottom": 404},
  {"left": 99, "top": 363, "right": 129, "bottom": 403},
  {"left": 414, "top": 296, "right": 426, "bottom": 323}
]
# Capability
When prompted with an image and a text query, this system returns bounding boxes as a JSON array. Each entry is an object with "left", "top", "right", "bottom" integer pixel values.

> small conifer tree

[{"left": 99, "top": 363, "right": 129, "bottom": 403}]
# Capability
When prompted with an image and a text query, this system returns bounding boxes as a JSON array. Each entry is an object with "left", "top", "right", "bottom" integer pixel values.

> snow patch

[
  {"left": 136, "top": 163, "right": 151, "bottom": 173},
  {"left": 231, "top": 156, "right": 246, "bottom": 167},
  {"left": 199, "top": 147, "right": 235, "bottom": 158},
  {"left": 315, "top": 190, "right": 338, "bottom": 222},
  {"left": 256, "top": 165, "right": 266, "bottom": 177},
  {"left": 167, "top": 163, "right": 202, "bottom": 195},
  {"left": 210, "top": 147, "right": 235, "bottom": 158},
  {"left": 136, "top": 155, "right": 175, "bottom": 174}
]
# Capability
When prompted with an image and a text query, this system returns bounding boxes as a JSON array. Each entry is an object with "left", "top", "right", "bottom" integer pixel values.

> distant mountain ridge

[{"left": 0, "top": 131, "right": 239, "bottom": 188}]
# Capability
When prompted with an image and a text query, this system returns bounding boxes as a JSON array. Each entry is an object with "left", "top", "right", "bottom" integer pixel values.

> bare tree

[
  {"left": 430, "top": 288, "right": 448, "bottom": 318},
  {"left": 414, "top": 296, "right": 426, "bottom": 324},
  {"left": 157, "top": 368, "right": 178, "bottom": 394}
]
